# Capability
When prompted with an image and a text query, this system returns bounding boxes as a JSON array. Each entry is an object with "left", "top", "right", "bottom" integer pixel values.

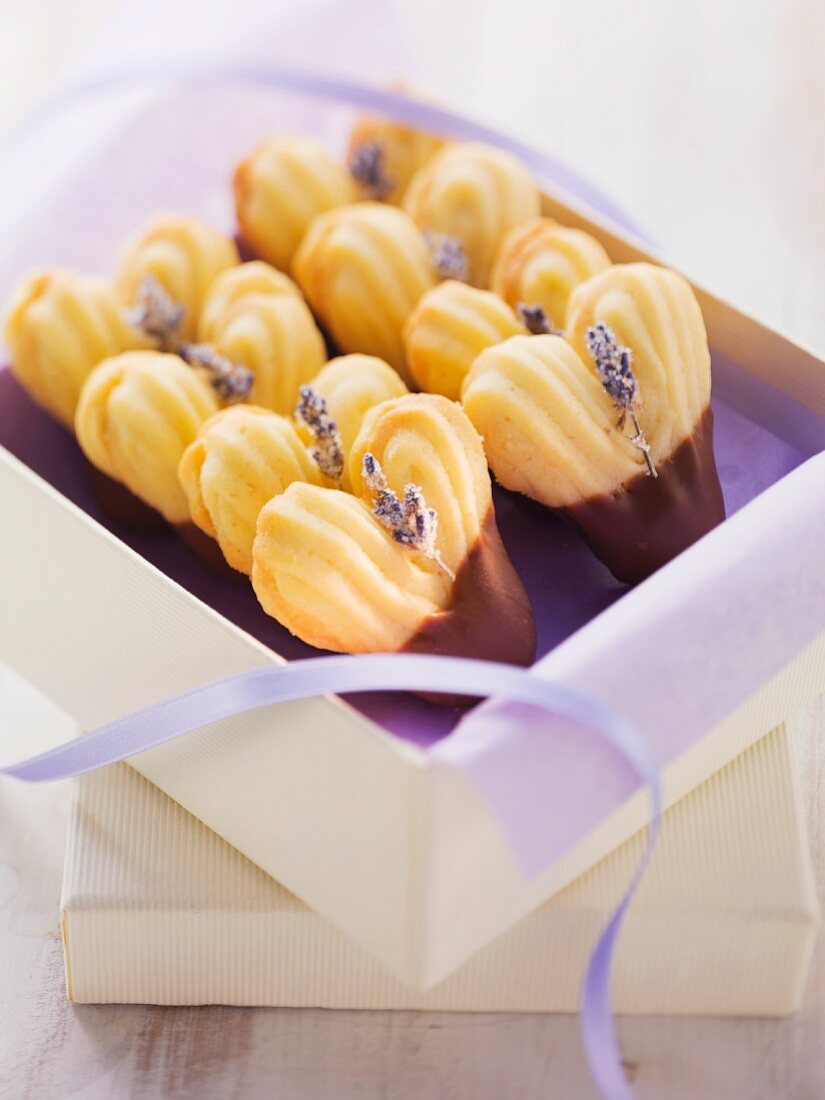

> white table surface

[{"left": 0, "top": 1, "right": 823, "bottom": 1096}]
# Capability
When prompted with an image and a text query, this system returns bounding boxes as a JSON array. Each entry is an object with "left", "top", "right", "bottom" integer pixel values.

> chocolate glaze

[
  {"left": 562, "top": 406, "right": 726, "bottom": 586},
  {"left": 84, "top": 460, "right": 168, "bottom": 534},
  {"left": 175, "top": 522, "right": 247, "bottom": 584},
  {"left": 402, "top": 508, "right": 537, "bottom": 704}
]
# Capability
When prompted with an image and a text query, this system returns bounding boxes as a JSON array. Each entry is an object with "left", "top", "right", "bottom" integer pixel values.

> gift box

[
  {"left": 61, "top": 722, "right": 818, "bottom": 1014},
  {"left": 2, "top": 59, "right": 825, "bottom": 994}
]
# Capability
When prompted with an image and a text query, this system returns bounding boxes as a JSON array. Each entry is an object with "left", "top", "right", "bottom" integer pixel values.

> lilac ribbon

[
  {"left": 16, "top": 62, "right": 646, "bottom": 240},
  {"left": 1, "top": 653, "right": 659, "bottom": 1100},
  {"left": 2, "top": 67, "right": 657, "bottom": 1099}
]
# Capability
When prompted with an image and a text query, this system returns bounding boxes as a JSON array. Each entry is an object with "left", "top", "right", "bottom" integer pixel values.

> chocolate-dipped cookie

[
  {"left": 2, "top": 269, "right": 139, "bottom": 429},
  {"left": 251, "top": 393, "right": 535, "bottom": 665},
  {"left": 403, "top": 279, "right": 523, "bottom": 400},
  {"left": 462, "top": 263, "right": 725, "bottom": 583},
  {"left": 234, "top": 136, "right": 357, "bottom": 271},
  {"left": 76, "top": 350, "right": 218, "bottom": 525},
  {"left": 292, "top": 203, "right": 436, "bottom": 381},
  {"left": 492, "top": 217, "right": 612, "bottom": 330},
  {"left": 197, "top": 262, "right": 326, "bottom": 414},
  {"left": 403, "top": 142, "right": 541, "bottom": 288},
  {"left": 116, "top": 214, "right": 239, "bottom": 341}
]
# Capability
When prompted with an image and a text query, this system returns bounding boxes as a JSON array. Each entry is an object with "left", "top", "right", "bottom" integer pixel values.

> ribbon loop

[{"left": 1, "top": 653, "right": 658, "bottom": 1100}]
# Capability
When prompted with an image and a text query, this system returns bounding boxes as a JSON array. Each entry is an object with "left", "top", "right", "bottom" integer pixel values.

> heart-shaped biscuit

[
  {"left": 403, "top": 142, "right": 541, "bottom": 288},
  {"left": 253, "top": 393, "right": 535, "bottom": 664},
  {"left": 403, "top": 280, "right": 523, "bottom": 400},
  {"left": 197, "top": 262, "right": 326, "bottom": 415},
  {"left": 3, "top": 269, "right": 139, "bottom": 429},
  {"left": 253, "top": 483, "right": 451, "bottom": 654},
  {"left": 116, "top": 214, "right": 238, "bottom": 341},
  {"left": 179, "top": 405, "right": 323, "bottom": 575},
  {"left": 349, "top": 393, "right": 492, "bottom": 578},
  {"left": 462, "top": 263, "right": 725, "bottom": 583},
  {"left": 234, "top": 136, "right": 357, "bottom": 271},
  {"left": 492, "top": 217, "right": 612, "bottom": 330},
  {"left": 293, "top": 203, "right": 436, "bottom": 381},
  {"left": 76, "top": 350, "right": 218, "bottom": 524}
]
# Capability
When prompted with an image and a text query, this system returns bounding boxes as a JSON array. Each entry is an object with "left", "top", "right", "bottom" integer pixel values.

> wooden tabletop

[{"left": 1, "top": 1, "right": 823, "bottom": 1096}]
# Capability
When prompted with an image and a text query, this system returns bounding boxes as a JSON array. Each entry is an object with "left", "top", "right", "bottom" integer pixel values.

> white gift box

[
  {"left": 61, "top": 723, "right": 818, "bottom": 1014},
  {"left": 2, "top": 77, "right": 825, "bottom": 990}
]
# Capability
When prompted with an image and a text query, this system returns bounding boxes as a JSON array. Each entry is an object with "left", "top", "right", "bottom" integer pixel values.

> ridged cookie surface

[
  {"left": 463, "top": 334, "right": 642, "bottom": 507},
  {"left": 3, "top": 269, "right": 138, "bottom": 428},
  {"left": 76, "top": 350, "right": 218, "bottom": 523},
  {"left": 116, "top": 214, "right": 238, "bottom": 340},
  {"left": 179, "top": 405, "right": 321, "bottom": 574},
  {"left": 293, "top": 203, "right": 435, "bottom": 380},
  {"left": 463, "top": 263, "right": 712, "bottom": 506},
  {"left": 566, "top": 262, "right": 711, "bottom": 460},
  {"left": 307, "top": 354, "right": 408, "bottom": 488},
  {"left": 349, "top": 393, "right": 492, "bottom": 577},
  {"left": 404, "top": 142, "right": 540, "bottom": 288},
  {"left": 403, "top": 280, "right": 522, "bottom": 399},
  {"left": 492, "top": 218, "right": 611, "bottom": 329},
  {"left": 198, "top": 262, "right": 326, "bottom": 414},
  {"left": 252, "top": 483, "right": 449, "bottom": 653},
  {"left": 198, "top": 261, "right": 303, "bottom": 339},
  {"left": 234, "top": 136, "right": 357, "bottom": 270}
]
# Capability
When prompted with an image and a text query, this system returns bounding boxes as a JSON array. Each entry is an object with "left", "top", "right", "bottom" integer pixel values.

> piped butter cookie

[
  {"left": 116, "top": 214, "right": 239, "bottom": 341},
  {"left": 252, "top": 393, "right": 535, "bottom": 665},
  {"left": 403, "top": 279, "right": 523, "bottom": 399},
  {"left": 197, "top": 262, "right": 326, "bottom": 414},
  {"left": 2, "top": 269, "right": 139, "bottom": 429},
  {"left": 293, "top": 203, "right": 436, "bottom": 381},
  {"left": 234, "top": 136, "right": 357, "bottom": 270},
  {"left": 75, "top": 350, "right": 218, "bottom": 526},
  {"left": 462, "top": 263, "right": 725, "bottom": 583},
  {"left": 404, "top": 142, "right": 541, "bottom": 288},
  {"left": 179, "top": 405, "right": 323, "bottom": 575},
  {"left": 492, "top": 217, "right": 612, "bottom": 331}
]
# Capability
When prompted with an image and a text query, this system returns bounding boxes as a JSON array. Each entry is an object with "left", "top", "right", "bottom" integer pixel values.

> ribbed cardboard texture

[{"left": 61, "top": 724, "right": 818, "bottom": 1014}]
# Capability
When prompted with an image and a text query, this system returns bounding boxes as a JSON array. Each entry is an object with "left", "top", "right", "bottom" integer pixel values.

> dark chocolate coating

[
  {"left": 175, "top": 522, "right": 247, "bottom": 584},
  {"left": 562, "top": 406, "right": 725, "bottom": 585},
  {"left": 84, "top": 460, "right": 168, "bottom": 534},
  {"left": 402, "top": 508, "right": 536, "bottom": 704}
]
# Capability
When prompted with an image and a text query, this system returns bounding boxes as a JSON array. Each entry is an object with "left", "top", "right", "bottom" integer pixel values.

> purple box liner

[{"left": 0, "top": 364, "right": 806, "bottom": 747}]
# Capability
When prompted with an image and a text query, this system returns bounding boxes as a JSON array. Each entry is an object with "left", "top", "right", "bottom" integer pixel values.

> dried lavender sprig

[
  {"left": 123, "top": 274, "right": 185, "bottom": 351},
  {"left": 295, "top": 385, "right": 345, "bottom": 484},
  {"left": 585, "top": 321, "right": 657, "bottom": 478},
  {"left": 516, "top": 302, "right": 562, "bottom": 336},
  {"left": 424, "top": 232, "right": 470, "bottom": 283},
  {"left": 348, "top": 140, "right": 395, "bottom": 200},
  {"left": 361, "top": 452, "right": 455, "bottom": 581},
  {"left": 179, "top": 343, "right": 254, "bottom": 403}
]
